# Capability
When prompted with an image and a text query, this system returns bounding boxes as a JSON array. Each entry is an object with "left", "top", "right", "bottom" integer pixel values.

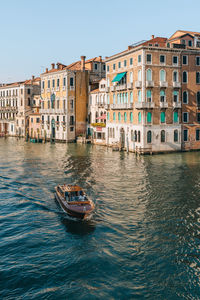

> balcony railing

[
  {"left": 146, "top": 81, "right": 154, "bottom": 87},
  {"left": 135, "top": 81, "right": 142, "bottom": 88},
  {"left": 173, "top": 102, "right": 181, "bottom": 108},
  {"left": 160, "top": 102, "right": 168, "bottom": 108},
  {"left": 127, "top": 82, "right": 133, "bottom": 89},
  {"left": 110, "top": 103, "right": 133, "bottom": 109},
  {"left": 135, "top": 101, "right": 155, "bottom": 109},
  {"left": 173, "top": 82, "right": 181, "bottom": 88},
  {"left": 159, "top": 81, "right": 168, "bottom": 88},
  {"left": 40, "top": 108, "right": 67, "bottom": 114},
  {"left": 115, "top": 84, "right": 127, "bottom": 91}
]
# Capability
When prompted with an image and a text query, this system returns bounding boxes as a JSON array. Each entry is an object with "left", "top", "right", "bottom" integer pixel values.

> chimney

[
  {"left": 128, "top": 45, "right": 132, "bottom": 50},
  {"left": 99, "top": 55, "right": 102, "bottom": 62},
  {"left": 81, "top": 56, "right": 86, "bottom": 71},
  {"left": 46, "top": 68, "right": 48, "bottom": 73},
  {"left": 51, "top": 63, "right": 55, "bottom": 69},
  {"left": 151, "top": 35, "right": 155, "bottom": 39},
  {"left": 32, "top": 75, "right": 35, "bottom": 81}
]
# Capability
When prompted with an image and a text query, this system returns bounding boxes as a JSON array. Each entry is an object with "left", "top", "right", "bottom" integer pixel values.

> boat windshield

[{"left": 67, "top": 190, "right": 87, "bottom": 202}]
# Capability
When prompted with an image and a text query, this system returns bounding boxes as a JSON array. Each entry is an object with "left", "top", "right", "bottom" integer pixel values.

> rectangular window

[
  {"left": 146, "top": 54, "right": 152, "bottom": 63},
  {"left": 183, "top": 55, "right": 188, "bottom": 65},
  {"left": 118, "top": 62, "right": 121, "bottom": 68},
  {"left": 42, "top": 81, "right": 44, "bottom": 89},
  {"left": 197, "top": 113, "right": 200, "bottom": 123},
  {"left": 36, "top": 118, "right": 40, "bottom": 123},
  {"left": 107, "top": 65, "right": 109, "bottom": 72},
  {"left": 48, "top": 80, "right": 50, "bottom": 88},
  {"left": 196, "top": 72, "right": 200, "bottom": 84},
  {"left": 173, "top": 91, "right": 179, "bottom": 102},
  {"left": 63, "top": 78, "right": 66, "bottom": 86},
  {"left": 173, "top": 111, "right": 178, "bottom": 123},
  {"left": 52, "top": 79, "right": 55, "bottom": 87},
  {"left": 94, "top": 63, "right": 98, "bottom": 70},
  {"left": 70, "top": 77, "right": 74, "bottom": 86},
  {"left": 124, "top": 60, "right": 127, "bottom": 67},
  {"left": 113, "top": 64, "right": 115, "bottom": 70},
  {"left": 183, "top": 112, "right": 188, "bottom": 123},
  {"left": 160, "top": 55, "right": 165, "bottom": 63},
  {"left": 27, "top": 89, "right": 31, "bottom": 95},
  {"left": 173, "top": 56, "right": 178, "bottom": 65},
  {"left": 57, "top": 79, "right": 60, "bottom": 87},
  {"left": 160, "top": 112, "right": 165, "bottom": 123},
  {"left": 146, "top": 90, "right": 152, "bottom": 102},
  {"left": 183, "top": 129, "right": 188, "bottom": 142},
  {"left": 196, "top": 57, "right": 200, "bottom": 66},
  {"left": 196, "top": 129, "right": 200, "bottom": 141},
  {"left": 130, "top": 58, "right": 133, "bottom": 65},
  {"left": 138, "top": 55, "right": 141, "bottom": 63},
  {"left": 130, "top": 91, "right": 133, "bottom": 103}
]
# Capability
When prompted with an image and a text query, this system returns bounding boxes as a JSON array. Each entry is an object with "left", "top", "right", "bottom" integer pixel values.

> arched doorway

[
  {"left": 51, "top": 119, "right": 55, "bottom": 139},
  {"left": 120, "top": 128, "right": 125, "bottom": 148}
]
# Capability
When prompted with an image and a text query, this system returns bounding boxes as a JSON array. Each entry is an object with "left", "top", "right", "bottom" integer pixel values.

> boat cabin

[{"left": 57, "top": 184, "right": 87, "bottom": 202}]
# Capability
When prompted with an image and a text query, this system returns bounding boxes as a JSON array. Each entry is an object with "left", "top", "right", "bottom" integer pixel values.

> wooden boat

[{"left": 55, "top": 184, "right": 95, "bottom": 219}]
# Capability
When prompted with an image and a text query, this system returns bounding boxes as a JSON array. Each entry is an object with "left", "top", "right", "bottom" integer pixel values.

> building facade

[
  {"left": 88, "top": 78, "right": 107, "bottom": 144},
  {"left": 105, "top": 31, "right": 200, "bottom": 153}
]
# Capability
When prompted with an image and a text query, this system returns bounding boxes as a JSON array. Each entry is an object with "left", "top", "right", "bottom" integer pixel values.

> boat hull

[{"left": 55, "top": 191, "right": 93, "bottom": 220}]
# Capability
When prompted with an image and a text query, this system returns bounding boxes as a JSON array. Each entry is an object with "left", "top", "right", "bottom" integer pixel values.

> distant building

[
  {"left": 40, "top": 56, "right": 105, "bottom": 142},
  {"left": 0, "top": 77, "right": 40, "bottom": 137},
  {"left": 88, "top": 79, "right": 107, "bottom": 144}
]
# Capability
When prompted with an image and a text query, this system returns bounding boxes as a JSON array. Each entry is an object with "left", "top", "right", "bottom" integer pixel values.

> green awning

[{"left": 112, "top": 72, "right": 126, "bottom": 83}]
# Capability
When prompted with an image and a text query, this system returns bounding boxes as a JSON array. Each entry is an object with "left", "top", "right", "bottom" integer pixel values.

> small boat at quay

[{"left": 55, "top": 184, "right": 95, "bottom": 220}]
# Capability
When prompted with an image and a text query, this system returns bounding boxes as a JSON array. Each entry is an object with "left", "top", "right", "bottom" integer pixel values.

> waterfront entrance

[{"left": 51, "top": 119, "right": 55, "bottom": 139}]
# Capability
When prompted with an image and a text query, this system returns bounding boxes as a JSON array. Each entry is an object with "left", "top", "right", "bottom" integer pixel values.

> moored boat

[{"left": 55, "top": 184, "right": 95, "bottom": 219}]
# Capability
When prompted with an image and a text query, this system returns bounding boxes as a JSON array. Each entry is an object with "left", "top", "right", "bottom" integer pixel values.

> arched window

[
  {"left": 107, "top": 112, "right": 110, "bottom": 121},
  {"left": 183, "top": 91, "right": 188, "bottom": 104},
  {"left": 146, "top": 69, "right": 152, "bottom": 81},
  {"left": 134, "top": 130, "right": 137, "bottom": 142},
  {"left": 147, "top": 112, "right": 152, "bottom": 123},
  {"left": 138, "top": 131, "right": 141, "bottom": 143},
  {"left": 95, "top": 95, "right": 98, "bottom": 104},
  {"left": 147, "top": 131, "right": 152, "bottom": 143},
  {"left": 174, "top": 130, "right": 178, "bottom": 142},
  {"left": 160, "top": 70, "right": 166, "bottom": 82},
  {"left": 138, "top": 69, "right": 142, "bottom": 81},
  {"left": 146, "top": 90, "right": 152, "bottom": 102},
  {"left": 130, "top": 72, "right": 133, "bottom": 83},
  {"left": 118, "top": 112, "right": 121, "bottom": 121},
  {"left": 130, "top": 91, "right": 133, "bottom": 103},
  {"left": 124, "top": 112, "right": 127, "bottom": 122},
  {"left": 113, "top": 112, "right": 116, "bottom": 121},
  {"left": 161, "top": 130, "right": 165, "bottom": 142},
  {"left": 173, "top": 111, "right": 178, "bottom": 123},
  {"left": 160, "top": 90, "right": 165, "bottom": 102},
  {"left": 107, "top": 94, "right": 110, "bottom": 104},
  {"left": 130, "top": 112, "right": 133, "bottom": 122},
  {"left": 173, "top": 91, "right": 179, "bottom": 102},
  {"left": 160, "top": 112, "right": 165, "bottom": 123},
  {"left": 173, "top": 71, "right": 178, "bottom": 82},
  {"left": 183, "top": 71, "right": 188, "bottom": 83},
  {"left": 117, "top": 93, "right": 120, "bottom": 104},
  {"left": 138, "top": 112, "right": 141, "bottom": 123},
  {"left": 197, "top": 91, "right": 200, "bottom": 106}
]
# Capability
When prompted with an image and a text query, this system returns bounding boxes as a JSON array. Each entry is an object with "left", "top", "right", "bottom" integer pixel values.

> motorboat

[{"left": 55, "top": 184, "right": 95, "bottom": 219}]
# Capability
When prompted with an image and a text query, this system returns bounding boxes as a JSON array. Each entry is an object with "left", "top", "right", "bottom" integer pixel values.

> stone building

[
  {"left": 105, "top": 30, "right": 200, "bottom": 153},
  {"left": 88, "top": 78, "right": 107, "bottom": 144},
  {"left": 0, "top": 77, "right": 40, "bottom": 137}
]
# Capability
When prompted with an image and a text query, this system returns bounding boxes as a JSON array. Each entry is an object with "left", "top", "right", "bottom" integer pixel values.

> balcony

[
  {"left": 160, "top": 102, "right": 168, "bottom": 108},
  {"left": 115, "top": 84, "right": 127, "bottom": 91},
  {"left": 135, "top": 81, "right": 142, "bottom": 88},
  {"left": 173, "top": 102, "right": 181, "bottom": 108},
  {"left": 110, "top": 103, "right": 133, "bottom": 110},
  {"left": 127, "top": 82, "right": 133, "bottom": 89},
  {"left": 104, "top": 104, "right": 110, "bottom": 110},
  {"left": 159, "top": 81, "right": 168, "bottom": 88},
  {"left": 173, "top": 82, "right": 181, "bottom": 88},
  {"left": 135, "top": 101, "right": 155, "bottom": 109},
  {"left": 110, "top": 86, "right": 115, "bottom": 92},
  {"left": 146, "top": 81, "right": 154, "bottom": 87}
]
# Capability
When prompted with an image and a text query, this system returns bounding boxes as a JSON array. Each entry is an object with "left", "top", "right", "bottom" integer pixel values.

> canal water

[{"left": 0, "top": 138, "right": 200, "bottom": 299}]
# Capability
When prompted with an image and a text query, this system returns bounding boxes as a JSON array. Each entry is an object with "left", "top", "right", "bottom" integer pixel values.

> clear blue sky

[{"left": 0, "top": 0, "right": 199, "bottom": 82}]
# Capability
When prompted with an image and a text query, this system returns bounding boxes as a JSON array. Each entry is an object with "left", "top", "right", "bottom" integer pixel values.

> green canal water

[{"left": 0, "top": 138, "right": 200, "bottom": 299}]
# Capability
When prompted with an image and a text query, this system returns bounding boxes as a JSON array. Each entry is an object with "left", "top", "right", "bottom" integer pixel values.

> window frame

[
  {"left": 183, "top": 112, "right": 189, "bottom": 123},
  {"left": 146, "top": 54, "right": 152, "bottom": 64}
]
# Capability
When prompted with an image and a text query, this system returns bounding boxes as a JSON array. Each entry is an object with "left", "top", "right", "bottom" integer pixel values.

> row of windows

[
  {"left": 107, "top": 111, "right": 179, "bottom": 124},
  {"left": 107, "top": 55, "right": 200, "bottom": 72},
  {"left": 41, "top": 115, "right": 74, "bottom": 125},
  {"left": 146, "top": 130, "right": 179, "bottom": 143},
  {"left": 183, "top": 129, "right": 200, "bottom": 142},
  {"left": 42, "top": 77, "right": 74, "bottom": 89}
]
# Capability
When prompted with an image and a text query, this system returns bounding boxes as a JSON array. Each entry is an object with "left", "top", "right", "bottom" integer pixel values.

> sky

[{"left": 0, "top": 0, "right": 200, "bottom": 83}]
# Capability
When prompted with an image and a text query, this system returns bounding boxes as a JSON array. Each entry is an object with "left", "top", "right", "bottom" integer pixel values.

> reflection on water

[{"left": 0, "top": 138, "right": 200, "bottom": 299}]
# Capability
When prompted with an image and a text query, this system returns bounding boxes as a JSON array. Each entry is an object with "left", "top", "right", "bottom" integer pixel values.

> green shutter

[
  {"left": 113, "top": 112, "right": 116, "bottom": 121},
  {"left": 160, "top": 90, "right": 165, "bottom": 96},
  {"left": 147, "top": 112, "right": 152, "bottom": 123},
  {"left": 161, "top": 112, "right": 165, "bottom": 123},
  {"left": 173, "top": 111, "right": 178, "bottom": 123},
  {"left": 130, "top": 92, "right": 133, "bottom": 103},
  {"left": 124, "top": 112, "right": 127, "bottom": 122},
  {"left": 118, "top": 112, "right": 121, "bottom": 121},
  {"left": 130, "top": 112, "right": 133, "bottom": 122},
  {"left": 138, "top": 112, "right": 141, "bottom": 123},
  {"left": 107, "top": 112, "right": 109, "bottom": 121}
]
